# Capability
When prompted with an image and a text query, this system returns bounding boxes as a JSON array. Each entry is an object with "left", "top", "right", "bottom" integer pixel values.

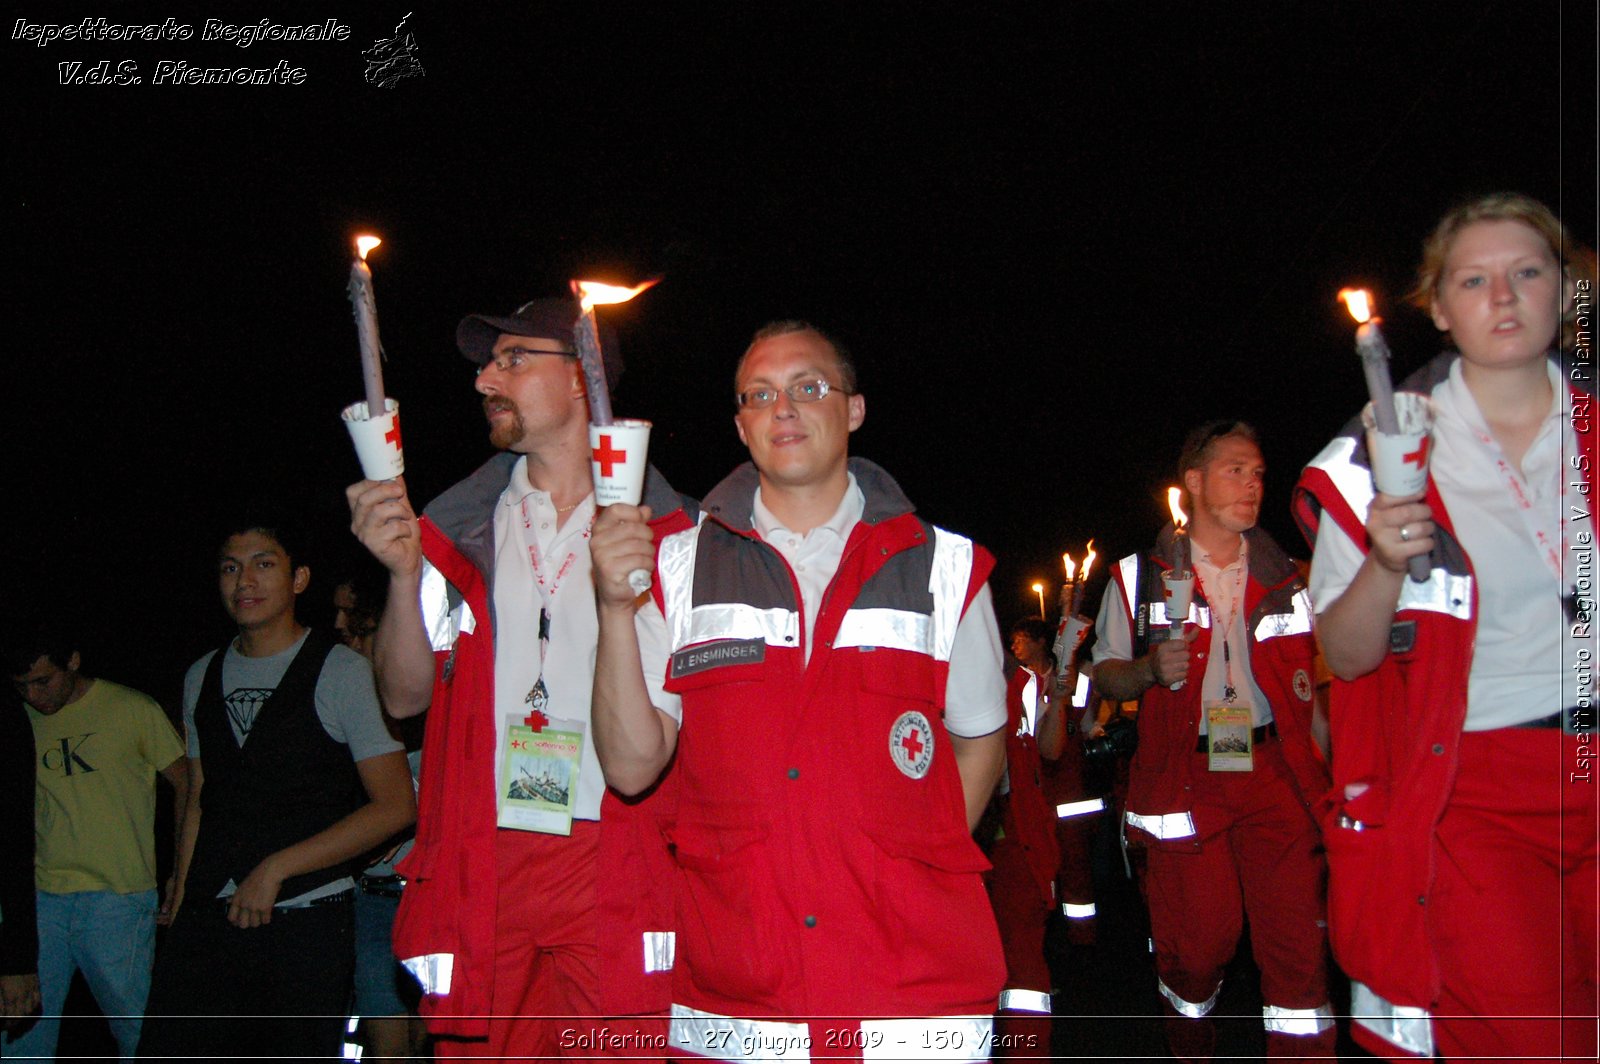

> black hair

[
  {"left": 4, "top": 619, "right": 77, "bottom": 677},
  {"left": 1008, "top": 617, "right": 1053, "bottom": 643},
  {"left": 215, "top": 514, "right": 311, "bottom": 572}
]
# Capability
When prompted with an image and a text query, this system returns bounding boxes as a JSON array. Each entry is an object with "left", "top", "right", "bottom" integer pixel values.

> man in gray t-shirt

[
  {"left": 139, "top": 519, "right": 415, "bottom": 1060},
  {"left": 181, "top": 631, "right": 402, "bottom": 905}
]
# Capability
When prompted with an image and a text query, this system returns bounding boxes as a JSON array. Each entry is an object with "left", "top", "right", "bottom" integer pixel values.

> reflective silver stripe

[
  {"left": 998, "top": 988, "right": 1052, "bottom": 1013},
  {"left": 685, "top": 602, "right": 798, "bottom": 648},
  {"left": 1307, "top": 435, "right": 1376, "bottom": 519},
  {"left": 643, "top": 930, "right": 675, "bottom": 974},
  {"left": 1071, "top": 670, "right": 1090, "bottom": 708},
  {"left": 1396, "top": 567, "right": 1473, "bottom": 621},
  {"left": 1158, "top": 977, "right": 1220, "bottom": 1019},
  {"left": 658, "top": 527, "right": 704, "bottom": 652},
  {"left": 670, "top": 1005, "right": 811, "bottom": 1062},
  {"left": 342, "top": 1015, "right": 362, "bottom": 1061},
  {"left": 1253, "top": 589, "right": 1314, "bottom": 641},
  {"left": 1020, "top": 673, "right": 1039, "bottom": 735},
  {"left": 1150, "top": 601, "right": 1211, "bottom": 628},
  {"left": 399, "top": 952, "right": 453, "bottom": 996},
  {"left": 1351, "top": 981, "right": 1434, "bottom": 1057},
  {"left": 418, "top": 561, "right": 470, "bottom": 651},
  {"left": 1126, "top": 809, "right": 1196, "bottom": 839},
  {"left": 1061, "top": 902, "right": 1097, "bottom": 918},
  {"left": 1262, "top": 1002, "right": 1335, "bottom": 1035},
  {"left": 1057, "top": 797, "right": 1106, "bottom": 819},
  {"left": 1117, "top": 555, "right": 1139, "bottom": 619},
  {"left": 927, "top": 528, "right": 975, "bottom": 662},
  {"left": 835, "top": 607, "right": 932, "bottom": 655},
  {"left": 861, "top": 1016, "right": 991, "bottom": 1062}
]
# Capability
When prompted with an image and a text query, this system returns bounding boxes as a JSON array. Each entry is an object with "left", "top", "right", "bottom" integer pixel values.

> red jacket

[
  {"left": 1106, "top": 529, "right": 1328, "bottom": 851},
  {"left": 656, "top": 459, "right": 1006, "bottom": 1020},
  {"left": 1293, "top": 352, "right": 1595, "bottom": 1050},
  {"left": 391, "top": 454, "right": 693, "bottom": 1037}
]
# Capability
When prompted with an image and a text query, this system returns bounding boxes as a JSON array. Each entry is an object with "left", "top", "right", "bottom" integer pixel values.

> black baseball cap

[{"left": 456, "top": 297, "right": 623, "bottom": 387}]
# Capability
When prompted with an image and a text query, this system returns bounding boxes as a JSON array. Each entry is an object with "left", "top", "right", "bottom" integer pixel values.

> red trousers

[
  {"left": 1143, "top": 740, "right": 1333, "bottom": 1060},
  {"left": 985, "top": 835, "right": 1053, "bottom": 1058},
  {"left": 1042, "top": 736, "right": 1099, "bottom": 943},
  {"left": 435, "top": 823, "right": 665, "bottom": 1060},
  {"left": 1423, "top": 728, "right": 1598, "bottom": 1063}
]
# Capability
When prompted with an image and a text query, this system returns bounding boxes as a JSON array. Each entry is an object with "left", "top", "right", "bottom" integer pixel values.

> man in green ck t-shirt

[{"left": 4, "top": 625, "right": 188, "bottom": 1061}]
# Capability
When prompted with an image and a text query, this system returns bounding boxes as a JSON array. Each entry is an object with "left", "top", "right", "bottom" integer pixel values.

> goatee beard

[{"left": 485, "top": 401, "right": 524, "bottom": 450}]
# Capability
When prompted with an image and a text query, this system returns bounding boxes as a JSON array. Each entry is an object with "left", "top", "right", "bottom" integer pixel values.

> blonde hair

[{"left": 1410, "top": 192, "right": 1593, "bottom": 349}]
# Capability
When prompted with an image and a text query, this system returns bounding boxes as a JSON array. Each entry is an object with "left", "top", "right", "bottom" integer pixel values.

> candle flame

[
  {"left": 574, "top": 278, "right": 659, "bottom": 312},
  {"left": 1167, "top": 487, "right": 1188, "bottom": 530},
  {"left": 355, "top": 235, "right": 382, "bottom": 261},
  {"left": 1081, "top": 539, "right": 1097, "bottom": 582},
  {"left": 1338, "top": 287, "right": 1373, "bottom": 324},
  {"left": 1062, "top": 553, "right": 1076, "bottom": 581}
]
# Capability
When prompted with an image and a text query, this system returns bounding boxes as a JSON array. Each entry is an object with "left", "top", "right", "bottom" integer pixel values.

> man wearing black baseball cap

[{"left": 348, "top": 297, "right": 694, "bottom": 1057}]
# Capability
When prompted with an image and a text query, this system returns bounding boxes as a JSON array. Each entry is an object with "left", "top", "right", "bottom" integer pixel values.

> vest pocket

[
  {"left": 671, "top": 824, "right": 785, "bottom": 1004},
  {"left": 860, "top": 823, "right": 1002, "bottom": 1008},
  {"left": 1318, "top": 778, "right": 1397, "bottom": 984}
]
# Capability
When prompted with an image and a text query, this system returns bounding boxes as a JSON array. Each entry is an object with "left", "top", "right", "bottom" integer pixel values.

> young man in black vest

[{"left": 139, "top": 519, "right": 415, "bottom": 1059}]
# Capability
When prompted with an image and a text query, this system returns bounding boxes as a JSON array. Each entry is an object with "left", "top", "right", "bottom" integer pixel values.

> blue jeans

[{"left": 1, "top": 888, "right": 156, "bottom": 1061}]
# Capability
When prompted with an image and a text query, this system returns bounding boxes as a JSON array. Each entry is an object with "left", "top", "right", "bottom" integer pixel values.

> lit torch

[
  {"left": 1340, "top": 288, "right": 1430, "bottom": 582},
  {"left": 349, "top": 235, "right": 384, "bottom": 418},
  {"left": 572, "top": 278, "right": 659, "bottom": 595},
  {"left": 1166, "top": 488, "right": 1190, "bottom": 576},
  {"left": 1338, "top": 288, "right": 1402, "bottom": 436},
  {"left": 1161, "top": 495, "right": 1194, "bottom": 688},
  {"left": 571, "top": 279, "right": 658, "bottom": 427},
  {"left": 1074, "top": 539, "right": 1097, "bottom": 615}
]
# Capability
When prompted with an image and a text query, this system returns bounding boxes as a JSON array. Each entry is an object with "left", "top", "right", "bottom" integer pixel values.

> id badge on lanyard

[
  {"left": 497, "top": 711, "right": 585, "bottom": 835},
  {"left": 1205, "top": 701, "right": 1253, "bottom": 772}
]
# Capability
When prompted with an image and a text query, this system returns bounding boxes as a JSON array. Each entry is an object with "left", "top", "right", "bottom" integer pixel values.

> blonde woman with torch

[{"left": 1295, "top": 192, "right": 1596, "bottom": 1061}]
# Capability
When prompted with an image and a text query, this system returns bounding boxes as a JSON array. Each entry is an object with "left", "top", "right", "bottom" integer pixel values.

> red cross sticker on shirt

[
  {"left": 1403, "top": 436, "right": 1429, "bottom": 469},
  {"left": 900, "top": 728, "right": 925, "bottom": 762},
  {"left": 523, "top": 709, "right": 549, "bottom": 732},
  {"left": 591, "top": 434, "right": 627, "bottom": 477},
  {"left": 384, "top": 418, "right": 402, "bottom": 451}
]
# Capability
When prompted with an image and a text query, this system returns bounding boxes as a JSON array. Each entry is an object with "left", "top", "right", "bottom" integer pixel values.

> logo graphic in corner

[
  {"left": 364, "top": 12, "right": 426, "bottom": 88},
  {"left": 889, "top": 711, "right": 935, "bottom": 779},
  {"left": 1292, "top": 668, "right": 1313, "bottom": 703}
]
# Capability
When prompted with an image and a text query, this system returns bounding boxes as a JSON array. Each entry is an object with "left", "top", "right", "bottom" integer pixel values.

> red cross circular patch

[
  {"left": 1292, "top": 668, "right": 1313, "bottom": 703},
  {"left": 889, "top": 711, "right": 935, "bottom": 779}
]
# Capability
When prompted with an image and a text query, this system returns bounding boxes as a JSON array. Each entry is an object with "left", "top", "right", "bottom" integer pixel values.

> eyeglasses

[
  {"left": 478, "top": 346, "right": 575, "bottom": 375},
  {"left": 735, "top": 378, "right": 852, "bottom": 410}
]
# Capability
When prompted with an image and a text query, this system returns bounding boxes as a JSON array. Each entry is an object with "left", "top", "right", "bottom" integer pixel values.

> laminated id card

[
  {"left": 1204, "top": 702, "right": 1254, "bottom": 772},
  {"left": 497, "top": 717, "right": 584, "bottom": 834}
]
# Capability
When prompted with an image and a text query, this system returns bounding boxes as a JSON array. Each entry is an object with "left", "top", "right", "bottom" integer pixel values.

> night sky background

[{"left": 6, "top": 1, "right": 1595, "bottom": 705}]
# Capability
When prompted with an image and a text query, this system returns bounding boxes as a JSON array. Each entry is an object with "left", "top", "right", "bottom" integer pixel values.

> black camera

[{"left": 1081, "top": 716, "right": 1138, "bottom": 764}]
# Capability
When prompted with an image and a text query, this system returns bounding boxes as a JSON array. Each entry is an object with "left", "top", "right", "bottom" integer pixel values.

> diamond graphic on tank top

[
  {"left": 224, "top": 687, "right": 272, "bottom": 740},
  {"left": 888, "top": 710, "right": 935, "bottom": 779}
]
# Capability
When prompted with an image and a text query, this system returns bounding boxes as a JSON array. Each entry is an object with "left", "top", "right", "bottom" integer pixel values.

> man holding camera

[{"left": 1091, "top": 421, "right": 1333, "bottom": 1062}]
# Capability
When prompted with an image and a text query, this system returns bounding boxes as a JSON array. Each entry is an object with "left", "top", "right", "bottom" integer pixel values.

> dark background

[{"left": 6, "top": 1, "right": 1596, "bottom": 703}]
